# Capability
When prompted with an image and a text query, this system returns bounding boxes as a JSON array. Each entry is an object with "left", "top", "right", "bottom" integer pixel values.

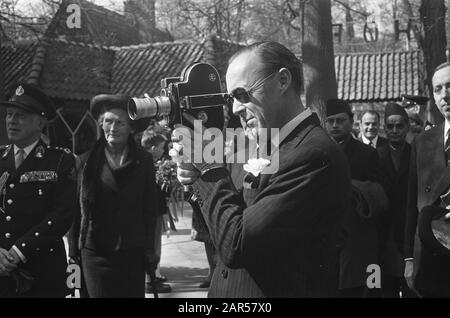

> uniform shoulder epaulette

[
  {"left": 47, "top": 146, "right": 72, "bottom": 155},
  {"left": 0, "top": 144, "right": 12, "bottom": 158}
]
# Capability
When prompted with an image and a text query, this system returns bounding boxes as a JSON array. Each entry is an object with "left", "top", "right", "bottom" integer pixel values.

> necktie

[
  {"left": 445, "top": 129, "right": 450, "bottom": 166},
  {"left": 369, "top": 140, "right": 374, "bottom": 148},
  {"left": 16, "top": 148, "right": 25, "bottom": 169}
]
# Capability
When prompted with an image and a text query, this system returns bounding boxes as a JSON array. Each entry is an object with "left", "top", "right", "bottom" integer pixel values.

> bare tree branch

[{"left": 333, "top": 0, "right": 369, "bottom": 17}]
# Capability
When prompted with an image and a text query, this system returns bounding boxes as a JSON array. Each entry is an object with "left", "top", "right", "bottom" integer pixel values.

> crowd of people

[{"left": 0, "top": 40, "right": 449, "bottom": 298}]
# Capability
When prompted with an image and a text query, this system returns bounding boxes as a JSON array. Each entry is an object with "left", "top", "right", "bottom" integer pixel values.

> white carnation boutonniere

[{"left": 243, "top": 158, "right": 271, "bottom": 189}]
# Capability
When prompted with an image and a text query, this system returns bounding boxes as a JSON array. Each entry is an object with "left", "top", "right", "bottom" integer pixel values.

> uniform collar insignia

[
  {"left": 35, "top": 145, "right": 45, "bottom": 159},
  {"left": 15, "top": 85, "right": 24, "bottom": 96},
  {"left": 2, "top": 145, "right": 12, "bottom": 159}
]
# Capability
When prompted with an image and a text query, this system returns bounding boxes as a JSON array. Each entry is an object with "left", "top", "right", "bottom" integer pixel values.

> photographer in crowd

[{"left": 172, "top": 41, "right": 352, "bottom": 297}]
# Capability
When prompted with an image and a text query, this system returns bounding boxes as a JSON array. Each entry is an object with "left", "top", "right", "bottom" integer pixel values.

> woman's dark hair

[{"left": 229, "top": 41, "right": 302, "bottom": 94}]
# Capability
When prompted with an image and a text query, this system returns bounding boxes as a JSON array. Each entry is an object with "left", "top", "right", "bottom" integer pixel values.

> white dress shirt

[
  {"left": 361, "top": 134, "right": 378, "bottom": 149},
  {"left": 444, "top": 120, "right": 450, "bottom": 147},
  {"left": 14, "top": 140, "right": 39, "bottom": 169}
]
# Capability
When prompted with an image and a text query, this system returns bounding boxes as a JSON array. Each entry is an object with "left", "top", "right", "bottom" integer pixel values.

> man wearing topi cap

[
  {"left": 377, "top": 103, "right": 411, "bottom": 297},
  {"left": 325, "top": 99, "right": 388, "bottom": 297},
  {"left": 0, "top": 82, "right": 77, "bottom": 297}
]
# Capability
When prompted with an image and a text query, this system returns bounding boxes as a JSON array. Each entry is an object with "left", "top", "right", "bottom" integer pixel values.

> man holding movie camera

[{"left": 170, "top": 42, "right": 352, "bottom": 297}]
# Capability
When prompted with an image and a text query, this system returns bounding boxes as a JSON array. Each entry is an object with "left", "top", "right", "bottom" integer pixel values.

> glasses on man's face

[
  {"left": 229, "top": 71, "right": 278, "bottom": 104},
  {"left": 386, "top": 123, "right": 406, "bottom": 130}
]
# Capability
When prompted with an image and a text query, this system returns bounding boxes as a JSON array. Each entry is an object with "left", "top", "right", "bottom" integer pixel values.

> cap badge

[{"left": 15, "top": 85, "right": 24, "bottom": 96}]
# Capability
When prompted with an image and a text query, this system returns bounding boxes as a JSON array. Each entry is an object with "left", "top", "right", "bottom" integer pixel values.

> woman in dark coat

[{"left": 69, "top": 94, "right": 160, "bottom": 298}]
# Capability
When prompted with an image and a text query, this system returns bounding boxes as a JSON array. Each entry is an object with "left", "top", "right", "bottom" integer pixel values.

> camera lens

[{"left": 128, "top": 96, "right": 172, "bottom": 120}]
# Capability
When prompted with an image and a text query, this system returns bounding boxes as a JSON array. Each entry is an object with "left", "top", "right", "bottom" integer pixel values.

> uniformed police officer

[
  {"left": 401, "top": 94, "right": 431, "bottom": 143},
  {"left": 0, "top": 83, "right": 77, "bottom": 297}
]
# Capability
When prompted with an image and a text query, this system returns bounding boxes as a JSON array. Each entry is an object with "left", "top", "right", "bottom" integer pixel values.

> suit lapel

[
  {"left": 380, "top": 145, "right": 397, "bottom": 181},
  {"left": 258, "top": 113, "right": 319, "bottom": 190},
  {"left": 0, "top": 145, "right": 15, "bottom": 175},
  {"left": 397, "top": 143, "right": 411, "bottom": 180},
  {"left": 425, "top": 125, "right": 450, "bottom": 202},
  {"left": 382, "top": 143, "right": 410, "bottom": 182},
  {"left": 100, "top": 162, "right": 120, "bottom": 192}
]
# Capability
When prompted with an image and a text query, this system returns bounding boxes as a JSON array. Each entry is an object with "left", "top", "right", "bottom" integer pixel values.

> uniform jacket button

[
  {"left": 221, "top": 269, "right": 228, "bottom": 279},
  {"left": 425, "top": 186, "right": 431, "bottom": 193},
  {"left": 48, "top": 221, "right": 52, "bottom": 226},
  {"left": 5, "top": 233, "right": 11, "bottom": 238},
  {"left": 9, "top": 184, "right": 14, "bottom": 189},
  {"left": 7, "top": 199, "right": 13, "bottom": 205},
  {"left": 21, "top": 243, "right": 26, "bottom": 247},
  {"left": 5, "top": 216, "right": 11, "bottom": 222}
]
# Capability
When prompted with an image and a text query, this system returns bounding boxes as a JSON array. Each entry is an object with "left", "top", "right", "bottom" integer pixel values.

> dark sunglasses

[
  {"left": 386, "top": 123, "right": 407, "bottom": 130},
  {"left": 228, "top": 71, "right": 278, "bottom": 104}
]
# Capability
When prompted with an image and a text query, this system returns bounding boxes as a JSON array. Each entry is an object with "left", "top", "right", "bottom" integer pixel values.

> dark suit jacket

[
  {"left": 0, "top": 140, "right": 77, "bottom": 297},
  {"left": 405, "top": 124, "right": 450, "bottom": 296},
  {"left": 192, "top": 113, "right": 352, "bottom": 298},
  {"left": 339, "top": 137, "right": 386, "bottom": 289},
  {"left": 377, "top": 142, "right": 411, "bottom": 277},
  {"left": 359, "top": 136, "right": 388, "bottom": 149}
]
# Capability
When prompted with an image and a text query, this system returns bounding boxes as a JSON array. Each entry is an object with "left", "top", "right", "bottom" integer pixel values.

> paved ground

[{"left": 146, "top": 204, "right": 209, "bottom": 298}]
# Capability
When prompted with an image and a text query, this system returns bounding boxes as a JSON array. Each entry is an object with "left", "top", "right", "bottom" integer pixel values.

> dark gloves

[{"left": 11, "top": 268, "right": 34, "bottom": 294}]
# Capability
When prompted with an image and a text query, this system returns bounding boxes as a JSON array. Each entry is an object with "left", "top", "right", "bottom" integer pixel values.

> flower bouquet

[
  {"left": 155, "top": 159, "right": 180, "bottom": 195},
  {"left": 154, "top": 159, "right": 184, "bottom": 229}
]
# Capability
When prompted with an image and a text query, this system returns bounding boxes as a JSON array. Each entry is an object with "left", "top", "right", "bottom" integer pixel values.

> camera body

[{"left": 128, "top": 62, "right": 228, "bottom": 129}]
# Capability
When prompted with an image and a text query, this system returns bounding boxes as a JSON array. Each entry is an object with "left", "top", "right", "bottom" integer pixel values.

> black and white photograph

[{"left": 0, "top": 0, "right": 449, "bottom": 301}]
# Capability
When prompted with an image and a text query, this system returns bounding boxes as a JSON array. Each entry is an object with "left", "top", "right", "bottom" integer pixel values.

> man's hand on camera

[
  {"left": 171, "top": 113, "right": 225, "bottom": 184},
  {"left": 170, "top": 138, "right": 201, "bottom": 185},
  {"left": 170, "top": 114, "right": 204, "bottom": 185},
  {"left": 177, "top": 162, "right": 201, "bottom": 185}
]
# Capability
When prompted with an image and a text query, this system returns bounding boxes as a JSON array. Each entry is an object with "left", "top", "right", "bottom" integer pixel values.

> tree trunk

[
  {"left": 420, "top": 0, "right": 447, "bottom": 125},
  {"left": 401, "top": 0, "right": 423, "bottom": 49},
  {"left": 0, "top": 36, "right": 4, "bottom": 103},
  {"left": 345, "top": 7, "right": 354, "bottom": 40},
  {"left": 302, "top": 0, "right": 337, "bottom": 124},
  {"left": 0, "top": 27, "right": 8, "bottom": 145}
]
